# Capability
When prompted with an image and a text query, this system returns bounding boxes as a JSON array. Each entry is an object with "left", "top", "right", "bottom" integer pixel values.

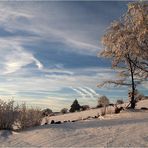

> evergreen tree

[{"left": 69, "top": 99, "right": 81, "bottom": 112}]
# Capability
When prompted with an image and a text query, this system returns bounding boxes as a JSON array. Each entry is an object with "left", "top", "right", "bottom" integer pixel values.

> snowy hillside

[{"left": 0, "top": 100, "right": 148, "bottom": 147}]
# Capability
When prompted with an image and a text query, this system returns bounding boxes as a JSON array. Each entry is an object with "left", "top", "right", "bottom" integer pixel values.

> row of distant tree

[
  {"left": 43, "top": 88, "right": 147, "bottom": 116},
  {"left": 43, "top": 96, "right": 125, "bottom": 116}
]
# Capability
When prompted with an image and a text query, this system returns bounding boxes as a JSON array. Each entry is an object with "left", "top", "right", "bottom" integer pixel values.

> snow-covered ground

[
  {"left": 42, "top": 99, "right": 147, "bottom": 123},
  {"left": 0, "top": 100, "right": 148, "bottom": 147}
]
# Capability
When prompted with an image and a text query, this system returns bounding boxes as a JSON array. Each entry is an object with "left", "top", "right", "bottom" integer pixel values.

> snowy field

[{"left": 0, "top": 100, "right": 148, "bottom": 147}]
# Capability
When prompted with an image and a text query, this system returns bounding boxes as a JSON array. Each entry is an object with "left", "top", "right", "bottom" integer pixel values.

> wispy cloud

[
  {"left": 71, "top": 86, "right": 101, "bottom": 100},
  {"left": 71, "top": 87, "right": 86, "bottom": 98},
  {"left": 0, "top": 38, "right": 43, "bottom": 75},
  {"left": 84, "top": 87, "right": 100, "bottom": 97},
  {"left": 0, "top": 67, "right": 115, "bottom": 96},
  {"left": 0, "top": 2, "right": 102, "bottom": 56},
  {"left": 78, "top": 87, "right": 94, "bottom": 98}
]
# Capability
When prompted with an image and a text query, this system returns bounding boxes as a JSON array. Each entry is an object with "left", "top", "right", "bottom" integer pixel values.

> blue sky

[{"left": 0, "top": 1, "right": 147, "bottom": 111}]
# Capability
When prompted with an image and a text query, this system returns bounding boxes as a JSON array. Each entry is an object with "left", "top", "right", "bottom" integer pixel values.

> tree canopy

[{"left": 100, "top": 2, "right": 148, "bottom": 76}]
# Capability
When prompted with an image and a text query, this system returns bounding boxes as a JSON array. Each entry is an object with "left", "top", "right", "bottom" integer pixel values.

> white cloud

[
  {"left": 0, "top": 67, "right": 115, "bottom": 94},
  {"left": 32, "top": 58, "right": 43, "bottom": 70},
  {"left": 71, "top": 87, "right": 101, "bottom": 102},
  {"left": 0, "top": 2, "right": 102, "bottom": 56},
  {"left": 44, "top": 69, "right": 74, "bottom": 76},
  {"left": 84, "top": 87, "right": 100, "bottom": 97},
  {"left": 71, "top": 87, "right": 86, "bottom": 98},
  {"left": 0, "top": 37, "right": 43, "bottom": 75}
]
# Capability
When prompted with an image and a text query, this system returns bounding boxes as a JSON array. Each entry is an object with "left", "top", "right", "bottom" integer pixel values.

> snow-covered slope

[
  {"left": 43, "top": 99, "right": 148, "bottom": 124},
  {"left": 0, "top": 100, "right": 148, "bottom": 147}
]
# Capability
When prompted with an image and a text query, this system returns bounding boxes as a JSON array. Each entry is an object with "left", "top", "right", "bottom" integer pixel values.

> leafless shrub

[
  {"left": 116, "top": 99, "right": 124, "bottom": 105},
  {"left": 42, "top": 108, "right": 52, "bottom": 116},
  {"left": 80, "top": 105, "right": 90, "bottom": 111},
  {"left": 0, "top": 99, "right": 19, "bottom": 130},
  {"left": 0, "top": 100, "right": 43, "bottom": 130},
  {"left": 61, "top": 108, "right": 68, "bottom": 114},
  {"left": 17, "top": 103, "right": 42, "bottom": 130},
  {"left": 115, "top": 106, "right": 124, "bottom": 114}
]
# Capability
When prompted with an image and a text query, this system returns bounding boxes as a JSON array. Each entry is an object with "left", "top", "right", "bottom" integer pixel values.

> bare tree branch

[{"left": 97, "top": 80, "right": 131, "bottom": 88}]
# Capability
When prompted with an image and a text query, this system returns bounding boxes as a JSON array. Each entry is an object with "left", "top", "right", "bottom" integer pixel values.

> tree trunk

[
  {"left": 129, "top": 58, "right": 136, "bottom": 109},
  {"left": 104, "top": 106, "right": 106, "bottom": 115}
]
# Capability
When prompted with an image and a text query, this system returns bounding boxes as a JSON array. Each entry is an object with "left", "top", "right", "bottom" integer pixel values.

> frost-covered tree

[
  {"left": 98, "top": 96, "right": 109, "bottom": 115},
  {"left": 124, "top": 2, "right": 148, "bottom": 74},
  {"left": 98, "top": 2, "right": 148, "bottom": 109}
]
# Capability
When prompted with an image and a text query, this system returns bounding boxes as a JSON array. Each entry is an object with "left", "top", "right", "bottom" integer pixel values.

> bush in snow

[
  {"left": 42, "top": 108, "right": 52, "bottom": 116},
  {"left": 0, "top": 99, "right": 19, "bottom": 130},
  {"left": 61, "top": 108, "right": 68, "bottom": 114},
  {"left": 0, "top": 100, "right": 43, "bottom": 130},
  {"left": 17, "top": 103, "right": 42, "bottom": 130},
  {"left": 80, "top": 105, "right": 90, "bottom": 111},
  {"left": 116, "top": 99, "right": 124, "bottom": 105}
]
